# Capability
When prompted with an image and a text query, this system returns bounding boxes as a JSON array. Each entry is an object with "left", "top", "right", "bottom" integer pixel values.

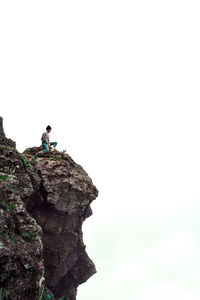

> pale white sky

[{"left": 1, "top": 1, "right": 200, "bottom": 299}]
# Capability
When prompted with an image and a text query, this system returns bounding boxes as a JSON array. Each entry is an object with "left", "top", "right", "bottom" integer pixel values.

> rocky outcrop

[
  {"left": 0, "top": 117, "right": 98, "bottom": 300},
  {"left": 0, "top": 117, "right": 16, "bottom": 148}
]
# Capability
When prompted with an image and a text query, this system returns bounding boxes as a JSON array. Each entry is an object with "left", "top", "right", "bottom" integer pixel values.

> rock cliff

[{"left": 0, "top": 117, "right": 98, "bottom": 300}]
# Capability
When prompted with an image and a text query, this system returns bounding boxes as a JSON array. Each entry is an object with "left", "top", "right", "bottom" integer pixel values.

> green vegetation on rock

[
  {"left": 1, "top": 199, "right": 17, "bottom": 212},
  {"left": 31, "top": 154, "right": 38, "bottom": 165},
  {"left": 6, "top": 145, "right": 18, "bottom": 153},
  {"left": 20, "top": 226, "right": 42, "bottom": 243},
  {"left": 40, "top": 288, "right": 53, "bottom": 300},
  {"left": 0, "top": 175, "right": 9, "bottom": 182},
  {"left": 20, "top": 155, "right": 31, "bottom": 167}
]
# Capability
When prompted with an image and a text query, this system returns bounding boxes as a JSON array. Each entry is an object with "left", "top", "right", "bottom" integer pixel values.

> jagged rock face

[
  {"left": 0, "top": 146, "right": 44, "bottom": 300},
  {"left": 0, "top": 117, "right": 16, "bottom": 148},
  {"left": 0, "top": 117, "right": 98, "bottom": 300},
  {"left": 26, "top": 152, "right": 98, "bottom": 299}
]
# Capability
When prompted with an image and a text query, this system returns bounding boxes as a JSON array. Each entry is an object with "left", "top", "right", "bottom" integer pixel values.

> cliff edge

[{"left": 0, "top": 117, "right": 98, "bottom": 300}]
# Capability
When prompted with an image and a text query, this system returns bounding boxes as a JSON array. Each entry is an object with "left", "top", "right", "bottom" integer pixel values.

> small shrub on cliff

[
  {"left": 31, "top": 154, "right": 38, "bottom": 165},
  {"left": 20, "top": 155, "right": 31, "bottom": 167},
  {"left": 0, "top": 174, "right": 9, "bottom": 182}
]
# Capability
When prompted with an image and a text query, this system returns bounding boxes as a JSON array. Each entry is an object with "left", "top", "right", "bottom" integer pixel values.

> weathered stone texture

[{"left": 0, "top": 117, "right": 98, "bottom": 300}]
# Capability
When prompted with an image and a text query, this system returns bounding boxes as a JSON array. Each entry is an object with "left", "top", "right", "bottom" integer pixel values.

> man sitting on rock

[{"left": 41, "top": 125, "right": 57, "bottom": 153}]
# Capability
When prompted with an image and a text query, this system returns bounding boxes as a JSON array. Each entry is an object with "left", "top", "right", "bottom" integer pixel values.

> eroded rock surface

[{"left": 0, "top": 117, "right": 98, "bottom": 300}]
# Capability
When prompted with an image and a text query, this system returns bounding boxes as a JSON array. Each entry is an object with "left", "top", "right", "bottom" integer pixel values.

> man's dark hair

[{"left": 46, "top": 125, "right": 52, "bottom": 131}]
